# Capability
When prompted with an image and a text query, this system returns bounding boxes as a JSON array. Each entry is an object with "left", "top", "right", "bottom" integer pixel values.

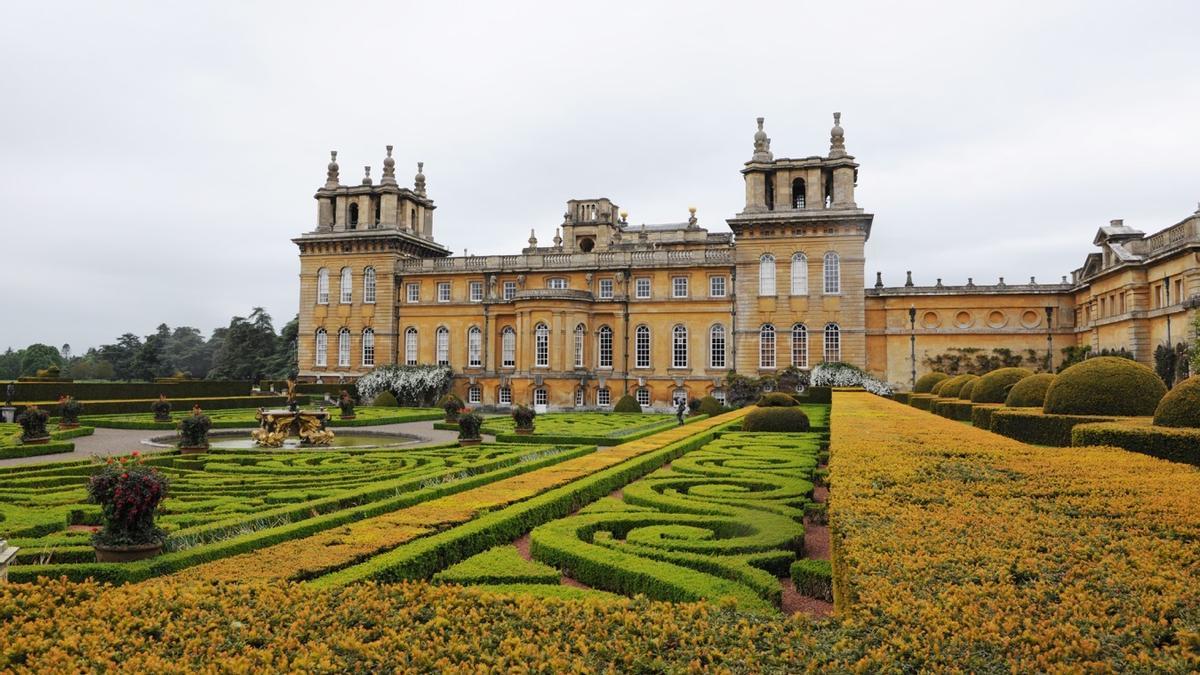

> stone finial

[
  {"left": 381, "top": 145, "right": 397, "bottom": 185},
  {"left": 325, "top": 150, "right": 340, "bottom": 188},
  {"left": 751, "top": 117, "right": 773, "bottom": 162},
  {"left": 998, "top": 276, "right": 1006, "bottom": 286},
  {"left": 967, "top": 277, "right": 975, "bottom": 287},
  {"left": 904, "top": 270, "right": 914, "bottom": 287},
  {"left": 874, "top": 271, "right": 884, "bottom": 289},
  {"left": 1030, "top": 276, "right": 1037, "bottom": 285},
  {"left": 687, "top": 206, "right": 698, "bottom": 228},
  {"left": 361, "top": 166, "right": 372, "bottom": 185},
  {"left": 528, "top": 229, "right": 537, "bottom": 247},
  {"left": 639, "top": 224, "right": 648, "bottom": 242},
  {"left": 619, "top": 210, "right": 629, "bottom": 225},
  {"left": 935, "top": 278, "right": 944, "bottom": 288},
  {"left": 553, "top": 228, "right": 563, "bottom": 248},
  {"left": 1062, "top": 275, "right": 1068, "bottom": 283},
  {"left": 414, "top": 162, "right": 427, "bottom": 196},
  {"left": 829, "top": 112, "right": 847, "bottom": 159}
]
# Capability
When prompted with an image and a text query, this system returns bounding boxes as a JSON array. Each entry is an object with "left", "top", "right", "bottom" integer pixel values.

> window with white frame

[
  {"left": 574, "top": 324, "right": 585, "bottom": 368},
  {"left": 315, "top": 328, "right": 327, "bottom": 366},
  {"left": 467, "top": 326, "right": 482, "bottom": 367},
  {"left": 759, "top": 324, "right": 776, "bottom": 368},
  {"left": 712, "top": 389, "right": 726, "bottom": 406},
  {"left": 547, "top": 277, "right": 567, "bottom": 290},
  {"left": 361, "top": 328, "right": 375, "bottom": 366},
  {"left": 824, "top": 323, "right": 841, "bottom": 362},
  {"left": 672, "top": 276, "right": 688, "bottom": 298},
  {"left": 596, "top": 388, "right": 610, "bottom": 407},
  {"left": 709, "top": 324, "right": 726, "bottom": 369},
  {"left": 469, "top": 281, "right": 483, "bottom": 302},
  {"left": 791, "top": 253, "right": 808, "bottom": 295},
  {"left": 575, "top": 388, "right": 584, "bottom": 407},
  {"left": 340, "top": 268, "right": 353, "bottom": 304},
  {"left": 498, "top": 386, "right": 512, "bottom": 404},
  {"left": 467, "top": 385, "right": 481, "bottom": 404},
  {"left": 823, "top": 252, "right": 840, "bottom": 294},
  {"left": 792, "top": 323, "right": 808, "bottom": 368},
  {"left": 363, "top": 267, "right": 377, "bottom": 304},
  {"left": 597, "top": 326, "right": 613, "bottom": 368},
  {"left": 407, "top": 283, "right": 420, "bottom": 303},
  {"left": 598, "top": 278, "right": 614, "bottom": 299},
  {"left": 317, "top": 268, "right": 330, "bottom": 305},
  {"left": 436, "top": 326, "right": 450, "bottom": 365},
  {"left": 635, "top": 278, "right": 651, "bottom": 299},
  {"left": 672, "top": 325, "right": 688, "bottom": 368},
  {"left": 534, "top": 388, "right": 547, "bottom": 406},
  {"left": 503, "top": 281, "right": 517, "bottom": 300},
  {"left": 635, "top": 325, "right": 651, "bottom": 368},
  {"left": 759, "top": 254, "right": 776, "bottom": 295},
  {"left": 709, "top": 276, "right": 726, "bottom": 298},
  {"left": 534, "top": 323, "right": 549, "bottom": 367},
  {"left": 672, "top": 388, "right": 687, "bottom": 406},
  {"left": 635, "top": 388, "right": 650, "bottom": 407},
  {"left": 501, "top": 327, "right": 515, "bottom": 368},
  {"left": 338, "top": 327, "right": 351, "bottom": 366},
  {"left": 404, "top": 327, "right": 418, "bottom": 365},
  {"left": 437, "top": 282, "right": 451, "bottom": 303}
]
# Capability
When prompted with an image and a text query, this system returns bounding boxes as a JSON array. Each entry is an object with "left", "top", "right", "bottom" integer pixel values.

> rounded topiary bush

[
  {"left": 743, "top": 407, "right": 810, "bottom": 432},
  {"left": 1005, "top": 373, "right": 1056, "bottom": 407},
  {"left": 756, "top": 392, "right": 799, "bottom": 407},
  {"left": 957, "top": 379, "right": 977, "bottom": 400},
  {"left": 914, "top": 372, "right": 948, "bottom": 394},
  {"left": 1153, "top": 375, "right": 1200, "bottom": 428},
  {"left": 372, "top": 390, "right": 399, "bottom": 407},
  {"left": 938, "top": 374, "right": 978, "bottom": 399},
  {"left": 970, "top": 367, "right": 1033, "bottom": 404},
  {"left": 613, "top": 394, "right": 642, "bottom": 413},
  {"left": 697, "top": 396, "right": 724, "bottom": 417},
  {"left": 1043, "top": 357, "right": 1167, "bottom": 416}
]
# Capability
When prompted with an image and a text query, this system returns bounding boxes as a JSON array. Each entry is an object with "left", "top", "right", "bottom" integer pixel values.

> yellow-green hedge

[
  {"left": 913, "top": 372, "right": 948, "bottom": 394},
  {"left": 1072, "top": 420, "right": 1200, "bottom": 466},
  {"left": 1153, "top": 375, "right": 1200, "bottom": 428},
  {"left": 971, "top": 367, "right": 1032, "bottom": 403},
  {"left": 1044, "top": 357, "right": 1166, "bottom": 416}
]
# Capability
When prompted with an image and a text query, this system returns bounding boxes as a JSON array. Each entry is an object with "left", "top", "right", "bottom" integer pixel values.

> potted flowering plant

[
  {"left": 152, "top": 394, "right": 172, "bottom": 422},
  {"left": 177, "top": 405, "right": 212, "bottom": 454},
  {"left": 16, "top": 405, "right": 50, "bottom": 444},
  {"left": 439, "top": 393, "right": 464, "bottom": 424},
  {"left": 59, "top": 395, "right": 84, "bottom": 429},
  {"left": 512, "top": 405, "right": 536, "bottom": 435},
  {"left": 87, "top": 453, "right": 169, "bottom": 562},
  {"left": 337, "top": 390, "right": 356, "bottom": 420},
  {"left": 457, "top": 411, "right": 483, "bottom": 446}
]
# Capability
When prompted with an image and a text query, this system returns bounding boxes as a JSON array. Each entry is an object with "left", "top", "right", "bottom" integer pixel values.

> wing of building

[{"left": 294, "top": 118, "right": 1200, "bottom": 407}]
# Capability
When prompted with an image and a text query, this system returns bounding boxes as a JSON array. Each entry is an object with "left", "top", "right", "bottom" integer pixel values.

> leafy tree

[
  {"left": 208, "top": 308, "right": 279, "bottom": 382},
  {"left": 20, "top": 344, "right": 62, "bottom": 376},
  {"left": 97, "top": 334, "right": 144, "bottom": 380},
  {"left": 0, "top": 348, "right": 20, "bottom": 379}
]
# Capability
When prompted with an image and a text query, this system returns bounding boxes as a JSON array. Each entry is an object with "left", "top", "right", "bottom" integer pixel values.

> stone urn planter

[
  {"left": 458, "top": 438, "right": 482, "bottom": 446},
  {"left": 178, "top": 444, "right": 209, "bottom": 455},
  {"left": 94, "top": 541, "right": 163, "bottom": 563},
  {"left": 58, "top": 422, "right": 80, "bottom": 430},
  {"left": 514, "top": 427, "right": 535, "bottom": 435},
  {"left": 339, "top": 414, "right": 357, "bottom": 420},
  {"left": 22, "top": 436, "right": 51, "bottom": 445}
]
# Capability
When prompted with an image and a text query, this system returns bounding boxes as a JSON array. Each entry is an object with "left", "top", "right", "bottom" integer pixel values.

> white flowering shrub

[
  {"left": 356, "top": 365, "right": 453, "bottom": 407},
  {"left": 810, "top": 362, "right": 895, "bottom": 397}
]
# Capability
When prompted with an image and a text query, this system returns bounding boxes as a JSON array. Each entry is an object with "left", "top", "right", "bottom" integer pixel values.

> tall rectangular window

[
  {"left": 467, "top": 386, "right": 481, "bottom": 404},
  {"left": 361, "top": 329, "right": 375, "bottom": 367},
  {"left": 599, "top": 279, "right": 614, "bottom": 299},
  {"left": 598, "top": 327, "right": 613, "bottom": 368},
  {"left": 407, "top": 283, "right": 420, "bottom": 303},
  {"left": 534, "top": 389, "right": 548, "bottom": 406},
  {"left": 468, "top": 327, "right": 482, "bottom": 367},
  {"left": 823, "top": 252, "right": 840, "bottom": 295},
  {"left": 672, "top": 276, "right": 688, "bottom": 298},
  {"left": 363, "top": 268, "right": 377, "bottom": 304},
  {"left": 596, "top": 389, "right": 610, "bottom": 407},
  {"left": 672, "top": 325, "right": 688, "bottom": 369},
  {"left": 405, "top": 329, "right": 417, "bottom": 366},
  {"left": 635, "top": 388, "right": 650, "bottom": 406},
  {"left": 709, "top": 325, "right": 726, "bottom": 369},
  {"left": 534, "top": 324, "right": 549, "bottom": 367},
  {"left": 503, "top": 281, "right": 517, "bottom": 300},
  {"left": 469, "top": 281, "right": 483, "bottom": 302},
  {"left": 498, "top": 386, "right": 512, "bottom": 404},
  {"left": 635, "top": 326, "right": 650, "bottom": 368},
  {"left": 436, "top": 328, "right": 449, "bottom": 366},
  {"left": 317, "top": 269, "right": 330, "bottom": 305},
  {"left": 635, "top": 278, "right": 651, "bottom": 299},
  {"left": 574, "top": 325, "right": 585, "bottom": 368},
  {"left": 437, "top": 282, "right": 451, "bottom": 303},
  {"left": 575, "top": 388, "right": 584, "bottom": 407},
  {"left": 709, "top": 276, "right": 726, "bottom": 298},
  {"left": 501, "top": 328, "right": 515, "bottom": 368},
  {"left": 792, "top": 324, "right": 808, "bottom": 368}
]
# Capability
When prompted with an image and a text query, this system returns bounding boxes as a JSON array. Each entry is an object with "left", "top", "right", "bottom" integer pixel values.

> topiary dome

[
  {"left": 743, "top": 407, "right": 810, "bottom": 432},
  {"left": 957, "top": 379, "right": 977, "bottom": 401},
  {"left": 613, "top": 394, "right": 642, "bottom": 413},
  {"left": 970, "top": 367, "right": 1033, "bottom": 404},
  {"left": 938, "top": 374, "right": 978, "bottom": 398},
  {"left": 697, "top": 396, "right": 725, "bottom": 417},
  {"left": 1152, "top": 375, "right": 1200, "bottom": 428},
  {"left": 1005, "top": 373, "right": 1056, "bottom": 407},
  {"left": 372, "top": 390, "right": 399, "bottom": 407},
  {"left": 914, "top": 372, "right": 949, "bottom": 394},
  {"left": 1043, "top": 357, "right": 1166, "bottom": 416},
  {"left": 756, "top": 392, "right": 799, "bottom": 407}
]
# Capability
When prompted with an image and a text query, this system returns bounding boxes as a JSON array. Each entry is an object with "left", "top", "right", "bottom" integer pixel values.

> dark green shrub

[
  {"left": 59, "top": 396, "right": 84, "bottom": 424},
  {"left": 930, "top": 379, "right": 951, "bottom": 396},
  {"left": 913, "top": 372, "right": 948, "bottom": 394},
  {"left": 957, "top": 380, "right": 977, "bottom": 401},
  {"left": 372, "top": 390, "right": 399, "bottom": 407},
  {"left": 152, "top": 396, "right": 172, "bottom": 421},
  {"left": 756, "top": 392, "right": 799, "bottom": 407},
  {"left": 990, "top": 408, "right": 1118, "bottom": 447},
  {"left": 457, "top": 412, "right": 483, "bottom": 440},
  {"left": 971, "top": 367, "right": 1033, "bottom": 404},
  {"left": 613, "top": 394, "right": 641, "bottom": 413},
  {"left": 970, "top": 403, "right": 1003, "bottom": 430},
  {"left": 688, "top": 398, "right": 703, "bottom": 415},
  {"left": 337, "top": 391, "right": 355, "bottom": 417},
  {"left": 697, "top": 396, "right": 724, "bottom": 417},
  {"left": 937, "top": 374, "right": 978, "bottom": 399},
  {"left": 16, "top": 405, "right": 50, "bottom": 440},
  {"left": 793, "top": 386, "right": 833, "bottom": 404},
  {"left": 1072, "top": 421, "right": 1200, "bottom": 465},
  {"left": 790, "top": 559, "right": 833, "bottom": 601},
  {"left": 1153, "top": 375, "right": 1200, "bottom": 428},
  {"left": 1044, "top": 357, "right": 1166, "bottom": 416},
  {"left": 439, "top": 394, "right": 464, "bottom": 421},
  {"left": 512, "top": 404, "right": 536, "bottom": 430},
  {"left": 1005, "top": 373, "right": 1056, "bottom": 407},
  {"left": 178, "top": 412, "right": 212, "bottom": 448},
  {"left": 743, "top": 407, "right": 810, "bottom": 432},
  {"left": 804, "top": 502, "right": 828, "bottom": 525},
  {"left": 908, "top": 394, "right": 935, "bottom": 411}
]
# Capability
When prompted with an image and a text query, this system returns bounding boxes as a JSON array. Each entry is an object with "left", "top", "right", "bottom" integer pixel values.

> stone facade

[{"left": 295, "top": 118, "right": 1200, "bottom": 403}]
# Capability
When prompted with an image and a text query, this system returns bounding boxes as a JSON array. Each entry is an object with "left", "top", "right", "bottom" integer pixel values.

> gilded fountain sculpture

[{"left": 250, "top": 378, "right": 335, "bottom": 447}]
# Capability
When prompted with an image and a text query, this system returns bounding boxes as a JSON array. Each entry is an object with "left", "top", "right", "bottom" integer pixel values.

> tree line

[{"left": 0, "top": 308, "right": 298, "bottom": 382}]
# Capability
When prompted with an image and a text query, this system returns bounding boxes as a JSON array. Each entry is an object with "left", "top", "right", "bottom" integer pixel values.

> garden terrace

[{"left": 79, "top": 406, "right": 442, "bottom": 430}]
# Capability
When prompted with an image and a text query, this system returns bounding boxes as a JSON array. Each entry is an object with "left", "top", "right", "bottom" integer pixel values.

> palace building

[{"left": 294, "top": 116, "right": 1200, "bottom": 408}]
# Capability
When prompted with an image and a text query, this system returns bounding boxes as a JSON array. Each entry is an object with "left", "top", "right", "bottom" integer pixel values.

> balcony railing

[{"left": 398, "top": 247, "right": 735, "bottom": 273}]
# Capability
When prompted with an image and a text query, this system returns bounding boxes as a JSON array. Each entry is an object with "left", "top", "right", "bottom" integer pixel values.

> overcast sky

[{"left": 2, "top": 1, "right": 1198, "bottom": 352}]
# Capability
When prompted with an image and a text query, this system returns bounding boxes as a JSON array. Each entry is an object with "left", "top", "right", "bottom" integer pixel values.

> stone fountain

[{"left": 250, "top": 379, "right": 334, "bottom": 447}]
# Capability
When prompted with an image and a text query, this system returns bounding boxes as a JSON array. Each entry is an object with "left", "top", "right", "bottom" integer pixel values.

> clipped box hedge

[
  {"left": 908, "top": 394, "right": 936, "bottom": 411},
  {"left": 8, "top": 380, "right": 253, "bottom": 403},
  {"left": 1071, "top": 421, "right": 1200, "bottom": 466},
  {"left": 33, "top": 395, "right": 290, "bottom": 417},
  {"left": 989, "top": 408, "right": 1130, "bottom": 447},
  {"left": 891, "top": 392, "right": 911, "bottom": 405},
  {"left": 970, "top": 403, "right": 1004, "bottom": 430}
]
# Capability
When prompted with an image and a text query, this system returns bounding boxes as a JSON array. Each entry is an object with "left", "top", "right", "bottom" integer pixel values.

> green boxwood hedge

[
  {"left": 1005, "top": 373, "right": 1056, "bottom": 408},
  {"left": 990, "top": 408, "right": 1125, "bottom": 447},
  {"left": 908, "top": 394, "right": 936, "bottom": 411},
  {"left": 913, "top": 372, "right": 948, "bottom": 394},
  {"left": 1043, "top": 357, "right": 1166, "bottom": 416},
  {"left": 957, "top": 380, "right": 977, "bottom": 401},
  {"left": 790, "top": 559, "right": 832, "bottom": 602},
  {"left": 937, "top": 375, "right": 978, "bottom": 399},
  {"left": 970, "top": 404, "right": 1004, "bottom": 430},
  {"left": 1152, "top": 375, "right": 1200, "bottom": 428},
  {"left": 7, "top": 380, "right": 253, "bottom": 403},
  {"left": 433, "top": 545, "right": 561, "bottom": 585},
  {"left": 613, "top": 395, "right": 642, "bottom": 413},
  {"left": 1071, "top": 421, "right": 1200, "bottom": 465},
  {"left": 756, "top": 393, "right": 799, "bottom": 407},
  {"left": 743, "top": 407, "right": 810, "bottom": 432},
  {"left": 971, "top": 368, "right": 1033, "bottom": 404}
]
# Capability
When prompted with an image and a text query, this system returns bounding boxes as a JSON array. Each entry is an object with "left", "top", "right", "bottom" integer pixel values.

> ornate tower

[{"left": 727, "top": 114, "right": 873, "bottom": 374}]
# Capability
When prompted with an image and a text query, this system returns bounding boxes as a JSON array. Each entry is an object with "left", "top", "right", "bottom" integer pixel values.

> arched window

[
  {"left": 792, "top": 323, "right": 808, "bottom": 368},
  {"left": 436, "top": 326, "right": 450, "bottom": 366},
  {"left": 468, "top": 326, "right": 482, "bottom": 368},
  {"left": 759, "top": 254, "right": 776, "bottom": 296},
  {"left": 672, "top": 325, "right": 688, "bottom": 369},
  {"left": 501, "top": 327, "right": 516, "bottom": 368},
  {"left": 759, "top": 324, "right": 776, "bottom": 369},
  {"left": 792, "top": 178, "right": 806, "bottom": 208},
  {"left": 672, "top": 388, "right": 688, "bottom": 406},
  {"left": 597, "top": 326, "right": 613, "bottom": 368},
  {"left": 362, "top": 328, "right": 375, "bottom": 367},
  {"left": 338, "top": 327, "right": 351, "bottom": 367},
  {"left": 574, "top": 324, "right": 586, "bottom": 368},
  {"left": 340, "top": 267, "right": 353, "bottom": 304},
  {"left": 363, "top": 267, "right": 377, "bottom": 304},
  {"left": 534, "top": 323, "right": 549, "bottom": 367},
  {"left": 791, "top": 253, "right": 808, "bottom": 296},
  {"left": 348, "top": 202, "right": 359, "bottom": 229},
  {"left": 405, "top": 327, "right": 418, "bottom": 366},
  {"left": 823, "top": 252, "right": 840, "bottom": 294},
  {"left": 709, "top": 324, "right": 726, "bottom": 369},
  {"left": 315, "top": 328, "right": 327, "bottom": 366},
  {"left": 316, "top": 268, "right": 329, "bottom": 305},
  {"left": 824, "top": 323, "right": 841, "bottom": 362},
  {"left": 635, "top": 325, "right": 651, "bottom": 369}
]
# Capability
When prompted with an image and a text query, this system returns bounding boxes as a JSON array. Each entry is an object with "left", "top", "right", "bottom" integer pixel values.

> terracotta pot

[
  {"left": 340, "top": 414, "right": 356, "bottom": 420},
  {"left": 94, "top": 541, "right": 163, "bottom": 563},
  {"left": 514, "top": 428, "right": 535, "bottom": 435},
  {"left": 458, "top": 438, "right": 482, "bottom": 446},
  {"left": 178, "top": 444, "right": 209, "bottom": 455},
  {"left": 58, "top": 422, "right": 80, "bottom": 429},
  {"left": 22, "top": 437, "right": 51, "bottom": 445}
]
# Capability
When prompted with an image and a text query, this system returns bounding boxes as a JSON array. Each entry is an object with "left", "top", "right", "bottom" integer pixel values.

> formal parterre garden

[
  {"left": 77, "top": 406, "right": 443, "bottom": 430},
  {"left": 0, "top": 423, "right": 95, "bottom": 460},
  {"left": 473, "top": 411, "right": 696, "bottom": 445},
  {"left": 3, "top": 386, "right": 1200, "bottom": 670}
]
